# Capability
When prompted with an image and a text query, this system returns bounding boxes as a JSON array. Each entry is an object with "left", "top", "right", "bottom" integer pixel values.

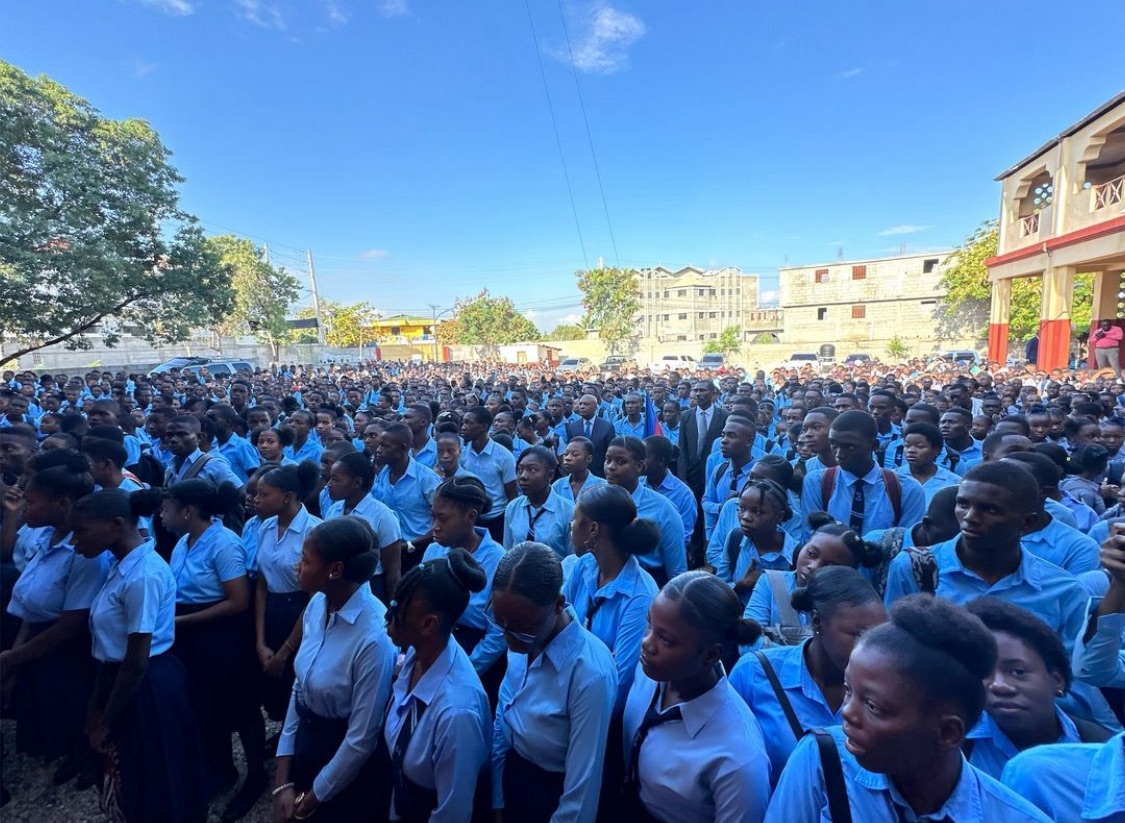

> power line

[{"left": 523, "top": 0, "right": 588, "bottom": 268}]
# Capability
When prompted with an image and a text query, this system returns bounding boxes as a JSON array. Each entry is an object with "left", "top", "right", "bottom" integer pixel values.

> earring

[{"left": 1056, "top": 689, "right": 1064, "bottom": 697}]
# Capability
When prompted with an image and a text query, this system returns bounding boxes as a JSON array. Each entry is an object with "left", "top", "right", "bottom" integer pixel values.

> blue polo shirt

[
  {"left": 458, "top": 437, "right": 516, "bottom": 522},
  {"left": 372, "top": 458, "right": 440, "bottom": 543},
  {"left": 217, "top": 432, "right": 261, "bottom": 483}
]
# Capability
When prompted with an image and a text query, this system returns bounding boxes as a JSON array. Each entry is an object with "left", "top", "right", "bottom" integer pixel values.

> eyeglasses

[{"left": 493, "top": 604, "right": 556, "bottom": 645}]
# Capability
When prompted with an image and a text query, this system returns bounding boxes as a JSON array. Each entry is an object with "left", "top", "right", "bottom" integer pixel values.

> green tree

[
  {"left": 543, "top": 322, "right": 587, "bottom": 342},
  {"left": 937, "top": 220, "right": 1093, "bottom": 344},
  {"left": 0, "top": 61, "right": 233, "bottom": 363},
  {"left": 576, "top": 267, "right": 640, "bottom": 353},
  {"left": 205, "top": 235, "right": 301, "bottom": 358},
  {"left": 296, "top": 301, "right": 380, "bottom": 348},
  {"left": 703, "top": 326, "right": 742, "bottom": 355},
  {"left": 443, "top": 290, "right": 539, "bottom": 350},
  {"left": 886, "top": 336, "right": 909, "bottom": 361}
]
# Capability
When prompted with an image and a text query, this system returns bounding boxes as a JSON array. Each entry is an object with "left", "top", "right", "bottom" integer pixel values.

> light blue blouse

[
  {"left": 7, "top": 530, "right": 110, "bottom": 623},
  {"left": 503, "top": 491, "right": 575, "bottom": 558},
  {"left": 89, "top": 539, "right": 176, "bottom": 662},
  {"left": 169, "top": 521, "right": 247, "bottom": 605},
  {"left": 257, "top": 507, "right": 323, "bottom": 594}
]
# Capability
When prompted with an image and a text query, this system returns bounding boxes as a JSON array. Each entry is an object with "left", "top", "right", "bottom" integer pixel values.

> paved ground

[{"left": 1, "top": 719, "right": 277, "bottom": 823}]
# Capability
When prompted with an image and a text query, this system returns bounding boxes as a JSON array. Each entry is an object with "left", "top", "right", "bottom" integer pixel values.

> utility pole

[
  {"left": 306, "top": 249, "right": 325, "bottom": 346},
  {"left": 428, "top": 303, "right": 440, "bottom": 363},
  {"left": 263, "top": 243, "right": 271, "bottom": 265}
]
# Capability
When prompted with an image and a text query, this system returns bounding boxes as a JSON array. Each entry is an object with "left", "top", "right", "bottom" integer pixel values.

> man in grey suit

[
  {"left": 677, "top": 381, "right": 728, "bottom": 566},
  {"left": 566, "top": 393, "right": 616, "bottom": 477}
]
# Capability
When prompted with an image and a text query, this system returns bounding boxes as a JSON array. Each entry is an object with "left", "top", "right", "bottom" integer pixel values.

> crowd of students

[{"left": 0, "top": 357, "right": 1123, "bottom": 823}]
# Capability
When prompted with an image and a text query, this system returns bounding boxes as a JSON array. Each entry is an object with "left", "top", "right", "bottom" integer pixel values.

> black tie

[
  {"left": 585, "top": 420, "right": 592, "bottom": 439},
  {"left": 849, "top": 479, "right": 865, "bottom": 533},
  {"left": 625, "top": 689, "right": 682, "bottom": 796},
  {"left": 392, "top": 697, "right": 427, "bottom": 817},
  {"left": 585, "top": 596, "right": 606, "bottom": 630},
  {"left": 526, "top": 506, "right": 547, "bottom": 542},
  {"left": 729, "top": 463, "right": 740, "bottom": 497}
]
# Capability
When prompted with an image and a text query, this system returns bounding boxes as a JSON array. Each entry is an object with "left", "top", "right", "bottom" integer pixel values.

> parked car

[
  {"left": 844, "top": 353, "right": 872, "bottom": 364},
  {"left": 784, "top": 352, "right": 821, "bottom": 370},
  {"left": 556, "top": 357, "right": 592, "bottom": 373},
  {"left": 698, "top": 353, "right": 726, "bottom": 369},
  {"left": 939, "top": 350, "right": 982, "bottom": 366},
  {"left": 600, "top": 354, "right": 632, "bottom": 376},
  {"left": 648, "top": 354, "right": 697, "bottom": 373},
  {"left": 149, "top": 358, "right": 255, "bottom": 378}
]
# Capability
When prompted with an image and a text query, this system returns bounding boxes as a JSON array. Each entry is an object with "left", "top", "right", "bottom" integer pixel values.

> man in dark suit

[
  {"left": 566, "top": 393, "right": 615, "bottom": 477},
  {"left": 677, "top": 381, "right": 729, "bottom": 567}
]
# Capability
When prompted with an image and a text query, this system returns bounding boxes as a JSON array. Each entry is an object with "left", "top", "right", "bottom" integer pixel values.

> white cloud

[
  {"left": 834, "top": 67, "right": 863, "bottom": 80},
  {"left": 324, "top": 0, "right": 348, "bottom": 24},
  {"left": 523, "top": 310, "right": 541, "bottom": 323},
  {"left": 877, "top": 224, "right": 933, "bottom": 237},
  {"left": 234, "top": 0, "right": 285, "bottom": 29},
  {"left": 559, "top": 312, "right": 583, "bottom": 325},
  {"left": 359, "top": 248, "right": 388, "bottom": 260},
  {"left": 132, "top": 59, "right": 159, "bottom": 77},
  {"left": 378, "top": 0, "right": 409, "bottom": 18},
  {"left": 565, "top": 6, "right": 645, "bottom": 74},
  {"left": 760, "top": 290, "right": 779, "bottom": 306},
  {"left": 135, "top": 0, "right": 194, "bottom": 15}
]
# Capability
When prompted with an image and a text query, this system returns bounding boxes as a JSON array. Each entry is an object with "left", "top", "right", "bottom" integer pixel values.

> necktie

[
  {"left": 849, "top": 479, "right": 865, "bottom": 532},
  {"left": 585, "top": 596, "right": 606, "bottom": 630},
  {"left": 729, "top": 463, "right": 740, "bottom": 497},
  {"left": 392, "top": 697, "right": 427, "bottom": 817},
  {"left": 625, "top": 689, "right": 683, "bottom": 796},
  {"left": 526, "top": 505, "right": 547, "bottom": 541},
  {"left": 697, "top": 409, "right": 710, "bottom": 456},
  {"left": 585, "top": 420, "right": 592, "bottom": 439}
]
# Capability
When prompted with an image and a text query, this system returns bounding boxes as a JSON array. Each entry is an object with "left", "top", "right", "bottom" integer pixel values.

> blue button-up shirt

[
  {"left": 169, "top": 521, "right": 247, "bottom": 605},
  {"left": 278, "top": 585, "right": 396, "bottom": 803},
  {"left": 1001, "top": 731, "right": 1124, "bottom": 822},
  {"left": 165, "top": 449, "right": 242, "bottom": 488},
  {"left": 89, "top": 539, "right": 177, "bottom": 662},
  {"left": 711, "top": 529, "right": 797, "bottom": 596},
  {"left": 551, "top": 472, "right": 607, "bottom": 504},
  {"left": 661, "top": 423, "right": 681, "bottom": 448},
  {"left": 952, "top": 439, "right": 984, "bottom": 476},
  {"left": 324, "top": 495, "right": 402, "bottom": 575},
  {"left": 895, "top": 463, "right": 961, "bottom": 506},
  {"left": 459, "top": 438, "right": 516, "bottom": 521},
  {"left": 801, "top": 464, "right": 926, "bottom": 540},
  {"left": 7, "top": 530, "right": 110, "bottom": 623},
  {"left": 373, "top": 458, "right": 440, "bottom": 543},
  {"left": 492, "top": 611, "right": 617, "bottom": 821},
  {"left": 217, "top": 433, "right": 261, "bottom": 484},
  {"left": 563, "top": 553, "right": 658, "bottom": 714},
  {"left": 411, "top": 437, "right": 438, "bottom": 470},
  {"left": 1020, "top": 516, "right": 1100, "bottom": 575},
  {"left": 1073, "top": 599, "right": 1125, "bottom": 688},
  {"left": 885, "top": 537, "right": 1088, "bottom": 654},
  {"left": 284, "top": 437, "right": 324, "bottom": 465},
  {"left": 630, "top": 483, "right": 688, "bottom": 582},
  {"left": 503, "top": 491, "right": 575, "bottom": 558},
  {"left": 702, "top": 459, "right": 755, "bottom": 539},
  {"left": 613, "top": 416, "right": 645, "bottom": 439},
  {"left": 767, "top": 726, "right": 1051, "bottom": 823},
  {"left": 966, "top": 706, "right": 1081, "bottom": 779},
  {"left": 257, "top": 507, "right": 323, "bottom": 594},
  {"left": 641, "top": 472, "right": 697, "bottom": 546}
]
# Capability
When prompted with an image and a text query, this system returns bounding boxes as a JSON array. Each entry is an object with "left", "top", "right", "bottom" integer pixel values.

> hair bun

[
  {"left": 446, "top": 547, "right": 487, "bottom": 594},
  {"left": 891, "top": 596, "right": 996, "bottom": 681}
]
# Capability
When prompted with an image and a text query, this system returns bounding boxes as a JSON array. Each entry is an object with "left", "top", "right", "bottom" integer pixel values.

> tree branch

[{"left": 4, "top": 293, "right": 145, "bottom": 363}]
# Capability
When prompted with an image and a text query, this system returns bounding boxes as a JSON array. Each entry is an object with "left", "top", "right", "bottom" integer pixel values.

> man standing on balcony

[{"left": 1093, "top": 319, "right": 1123, "bottom": 377}]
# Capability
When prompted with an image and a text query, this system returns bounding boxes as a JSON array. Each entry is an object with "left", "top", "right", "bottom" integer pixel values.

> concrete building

[
  {"left": 986, "top": 91, "right": 1125, "bottom": 370},
  {"left": 778, "top": 252, "right": 955, "bottom": 354},
  {"left": 635, "top": 266, "right": 768, "bottom": 343}
]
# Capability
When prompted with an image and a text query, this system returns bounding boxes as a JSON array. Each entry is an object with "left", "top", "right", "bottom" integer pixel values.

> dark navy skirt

[
  {"left": 13, "top": 621, "right": 93, "bottom": 761},
  {"left": 261, "top": 589, "right": 308, "bottom": 721},
  {"left": 502, "top": 748, "right": 565, "bottom": 823}
]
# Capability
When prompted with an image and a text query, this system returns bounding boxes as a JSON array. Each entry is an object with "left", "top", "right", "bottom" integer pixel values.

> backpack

[
  {"left": 820, "top": 466, "right": 902, "bottom": 526},
  {"left": 760, "top": 570, "right": 813, "bottom": 647},
  {"left": 128, "top": 452, "right": 166, "bottom": 488},
  {"left": 905, "top": 545, "right": 937, "bottom": 594}
]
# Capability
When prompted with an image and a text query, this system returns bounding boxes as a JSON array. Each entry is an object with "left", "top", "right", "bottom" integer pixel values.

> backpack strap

[
  {"left": 821, "top": 466, "right": 838, "bottom": 511},
  {"left": 880, "top": 527, "right": 906, "bottom": 559},
  {"left": 765, "top": 570, "right": 801, "bottom": 633},
  {"left": 905, "top": 545, "right": 937, "bottom": 594},
  {"left": 755, "top": 651, "right": 803, "bottom": 740},
  {"left": 1068, "top": 713, "right": 1115, "bottom": 743},
  {"left": 813, "top": 729, "right": 853, "bottom": 823},
  {"left": 724, "top": 528, "right": 743, "bottom": 581},
  {"left": 961, "top": 738, "right": 976, "bottom": 758},
  {"left": 881, "top": 469, "right": 902, "bottom": 524},
  {"left": 182, "top": 452, "right": 213, "bottom": 481}
]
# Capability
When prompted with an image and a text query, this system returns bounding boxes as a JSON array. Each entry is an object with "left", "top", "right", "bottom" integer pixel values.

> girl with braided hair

[{"left": 711, "top": 478, "right": 797, "bottom": 606}]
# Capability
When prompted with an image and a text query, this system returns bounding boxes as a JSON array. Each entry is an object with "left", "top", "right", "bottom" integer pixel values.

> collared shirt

[
  {"left": 951, "top": 439, "right": 984, "bottom": 476},
  {"left": 384, "top": 642, "right": 491, "bottom": 823},
  {"left": 767, "top": 726, "right": 1051, "bottom": 823},
  {"left": 491, "top": 610, "right": 617, "bottom": 821},
  {"left": 284, "top": 437, "right": 324, "bottom": 465},
  {"left": 1060, "top": 476, "right": 1106, "bottom": 516},
  {"left": 459, "top": 438, "right": 516, "bottom": 521},
  {"left": 875, "top": 422, "right": 902, "bottom": 448},
  {"left": 966, "top": 706, "right": 1081, "bottom": 779},
  {"left": 11, "top": 524, "right": 51, "bottom": 572},
  {"left": 742, "top": 569, "right": 810, "bottom": 631},
  {"left": 1073, "top": 598, "right": 1125, "bottom": 688},
  {"left": 1045, "top": 496, "right": 1081, "bottom": 530},
  {"left": 895, "top": 463, "right": 961, "bottom": 505},
  {"left": 148, "top": 440, "right": 175, "bottom": 469},
  {"left": 7, "top": 530, "right": 110, "bottom": 623},
  {"left": 123, "top": 434, "right": 142, "bottom": 467},
  {"left": 89, "top": 539, "right": 177, "bottom": 662},
  {"left": 629, "top": 483, "right": 688, "bottom": 581},
  {"left": 165, "top": 448, "right": 242, "bottom": 488},
  {"left": 169, "top": 520, "right": 247, "bottom": 605},
  {"left": 1061, "top": 492, "right": 1100, "bottom": 533},
  {"left": 373, "top": 458, "right": 440, "bottom": 542},
  {"left": 613, "top": 416, "right": 645, "bottom": 439},
  {"left": 217, "top": 433, "right": 261, "bottom": 484},
  {"left": 662, "top": 423, "right": 681, "bottom": 448},
  {"left": 702, "top": 459, "right": 755, "bottom": 538},
  {"left": 551, "top": 472, "right": 607, "bottom": 504},
  {"left": 503, "top": 491, "right": 575, "bottom": 558},
  {"left": 1001, "top": 731, "right": 1125, "bottom": 822},
  {"left": 278, "top": 585, "right": 396, "bottom": 803},
  {"left": 711, "top": 529, "right": 797, "bottom": 597},
  {"left": 642, "top": 472, "right": 697, "bottom": 545},
  {"left": 257, "top": 507, "right": 323, "bottom": 594},
  {"left": 624, "top": 672, "right": 771, "bottom": 823},
  {"left": 884, "top": 537, "right": 1088, "bottom": 654},
  {"left": 1020, "top": 516, "right": 1100, "bottom": 575},
  {"left": 801, "top": 463, "right": 926, "bottom": 540},
  {"left": 411, "top": 436, "right": 439, "bottom": 470},
  {"left": 563, "top": 553, "right": 658, "bottom": 713},
  {"left": 324, "top": 495, "right": 401, "bottom": 576}
]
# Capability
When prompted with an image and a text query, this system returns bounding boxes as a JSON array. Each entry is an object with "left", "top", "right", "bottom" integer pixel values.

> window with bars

[
  {"left": 815, "top": 269, "right": 829, "bottom": 283},
  {"left": 852, "top": 305, "right": 866, "bottom": 319},
  {"left": 852, "top": 265, "right": 867, "bottom": 280}
]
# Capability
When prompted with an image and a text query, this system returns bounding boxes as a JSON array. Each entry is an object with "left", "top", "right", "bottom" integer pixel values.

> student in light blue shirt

[
  {"left": 731, "top": 568, "right": 887, "bottom": 785},
  {"left": 283, "top": 410, "right": 323, "bottom": 464},
  {"left": 894, "top": 422, "right": 962, "bottom": 505},
  {"left": 659, "top": 399, "right": 682, "bottom": 448},
  {"left": 459, "top": 408, "right": 517, "bottom": 542},
  {"left": 403, "top": 403, "right": 439, "bottom": 470},
  {"left": 624, "top": 572, "right": 771, "bottom": 822},
  {"left": 564, "top": 484, "right": 659, "bottom": 714},
  {"left": 206, "top": 405, "right": 260, "bottom": 484},
  {"left": 764, "top": 595, "right": 1052, "bottom": 823},
  {"left": 800, "top": 411, "right": 926, "bottom": 540},
  {"left": 163, "top": 414, "right": 243, "bottom": 488},
  {"left": 604, "top": 436, "right": 687, "bottom": 587},
  {"left": 374, "top": 423, "right": 441, "bottom": 546},
  {"left": 710, "top": 480, "right": 797, "bottom": 605},
  {"left": 612, "top": 393, "right": 646, "bottom": 439},
  {"left": 383, "top": 548, "right": 492, "bottom": 822},
  {"left": 1072, "top": 552, "right": 1125, "bottom": 689},
  {"left": 504, "top": 446, "right": 575, "bottom": 558},
  {"left": 1001, "top": 731, "right": 1125, "bottom": 822},
  {"left": 702, "top": 414, "right": 758, "bottom": 539},
  {"left": 490, "top": 543, "right": 616, "bottom": 823},
  {"left": 640, "top": 435, "right": 697, "bottom": 546},
  {"left": 70, "top": 489, "right": 209, "bottom": 823},
  {"left": 273, "top": 518, "right": 398, "bottom": 821},
  {"left": 552, "top": 437, "right": 606, "bottom": 503}
]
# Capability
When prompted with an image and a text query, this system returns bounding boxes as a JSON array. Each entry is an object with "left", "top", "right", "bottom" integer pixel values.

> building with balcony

[
  {"left": 367, "top": 314, "right": 435, "bottom": 343},
  {"left": 778, "top": 252, "right": 959, "bottom": 353},
  {"left": 635, "top": 266, "right": 775, "bottom": 343},
  {"left": 987, "top": 91, "right": 1125, "bottom": 369}
]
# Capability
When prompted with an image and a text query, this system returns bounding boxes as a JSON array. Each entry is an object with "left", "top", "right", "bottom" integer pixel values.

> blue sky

[{"left": 5, "top": 1, "right": 1124, "bottom": 330}]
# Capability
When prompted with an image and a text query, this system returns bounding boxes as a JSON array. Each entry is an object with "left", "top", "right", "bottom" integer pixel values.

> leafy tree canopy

[
  {"left": 703, "top": 326, "right": 741, "bottom": 355},
  {"left": 296, "top": 301, "right": 381, "bottom": 348},
  {"left": 0, "top": 61, "right": 233, "bottom": 363},
  {"left": 441, "top": 290, "right": 539, "bottom": 347},
  {"left": 576, "top": 267, "right": 640, "bottom": 352},
  {"left": 542, "top": 322, "right": 587, "bottom": 342}
]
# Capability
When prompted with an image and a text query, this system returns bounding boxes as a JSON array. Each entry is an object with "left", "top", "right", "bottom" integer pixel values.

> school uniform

[
  {"left": 642, "top": 472, "right": 698, "bottom": 547},
  {"left": 702, "top": 459, "right": 755, "bottom": 538},
  {"left": 284, "top": 438, "right": 324, "bottom": 464},
  {"left": 1073, "top": 598, "right": 1125, "bottom": 687},
  {"left": 622, "top": 670, "right": 771, "bottom": 823},
  {"left": 629, "top": 483, "right": 689, "bottom": 587},
  {"left": 11, "top": 523, "right": 50, "bottom": 572},
  {"left": 503, "top": 491, "right": 575, "bottom": 558},
  {"left": 217, "top": 432, "right": 261, "bottom": 483},
  {"left": 6, "top": 530, "right": 110, "bottom": 759},
  {"left": 278, "top": 585, "right": 397, "bottom": 820},
  {"left": 1061, "top": 493, "right": 1100, "bottom": 533},
  {"left": 1045, "top": 495, "right": 1081, "bottom": 530},
  {"left": 950, "top": 439, "right": 984, "bottom": 476},
  {"left": 373, "top": 458, "right": 441, "bottom": 543},
  {"left": 1020, "top": 516, "right": 1100, "bottom": 575},
  {"left": 551, "top": 472, "right": 607, "bottom": 504},
  {"left": 88, "top": 539, "right": 208, "bottom": 823},
  {"left": 613, "top": 416, "right": 645, "bottom": 439},
  {"left": 563, "top": 553, "right": 658, "bottom": 713},
  {"left": 165, "top": 448, "right": 242, "bottom": 488},
  {"left": 1000, "top": 731, "right": 1125, "bottom": 822},
  {"left": 729, "top": 640, "right": 836, "bottom": 785},
  {"left": 710, "top": 530, "right": 797, "bottom": 603},
  {"left": 492, "top": 610, "right": 617, "bottom": 823},
  {"left": 256, "top": 507, "right": 322, "bottom": 720},
  {"left": 742, "top": 569, "right": 810, "bottom": 635},
  {"left": 169, "top": 521, "right": 254, "bottom": 781},
  {"left": 383, "top": 642, "right": 491, "bottom": 823},
  {"left": 964, "top": 706, "right": 1082, "bottom": 778},
  {"left": 241, "top": 515, "right": 263, "bottom": 574},
  {"left": 411, "top": 436, "right": 439, "bottom": 470},
  {"left": 801, "top": 464, "right": 926, "bottom": 541},
  {"left": 460, "top": 438, "right": 517, "bottom": 537},
  {"left": 894, "top": 463, "right": 961, "bottom": 506},
  {"left": 324, "top": 495, "right": 402, "bottom": 577},
  {"left": 765, "top": 726, "right": 1051, "bottom": 823}
]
